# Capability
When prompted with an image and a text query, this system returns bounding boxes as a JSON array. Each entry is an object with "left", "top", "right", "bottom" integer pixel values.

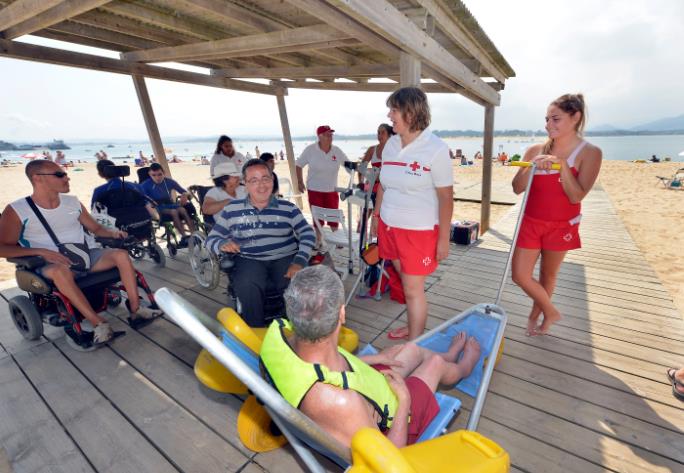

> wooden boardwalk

[{"left": 1, "top": 185, "right": 683, "bottom": 473}]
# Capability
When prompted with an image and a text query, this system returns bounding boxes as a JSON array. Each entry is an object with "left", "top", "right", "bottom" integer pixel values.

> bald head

[{"left": 25, "top": 160, "right": 54, "bottom": 182}]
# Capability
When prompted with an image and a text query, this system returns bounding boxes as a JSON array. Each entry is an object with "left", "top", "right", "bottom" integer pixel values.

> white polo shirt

[
  {"left": 210, "top": 151, "right": 246, "bottom": 177},
  {"left": 379, "top": 129, "right": 453, "bottom": 230},
  {"left": 295, "top": 143, "right": 349, "bottom": 192}
]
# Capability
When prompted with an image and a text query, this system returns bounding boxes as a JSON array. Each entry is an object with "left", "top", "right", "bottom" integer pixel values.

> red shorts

[
  {"left": 372, "top": 364, "right": 439, "bottom": 445},
  {"left": 378, "top": 218, "right": 439, "bottom": 275},
  {"left": 308, "top": 190, "right": 339, "bottom": 229},
  {"left": 516, "top": 214, "right": 581, "bottom": 251}
]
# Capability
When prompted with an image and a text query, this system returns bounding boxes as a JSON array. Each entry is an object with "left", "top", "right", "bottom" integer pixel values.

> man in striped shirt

[{"left": 206, "top": 159, "right": 316, "bottom": 327}]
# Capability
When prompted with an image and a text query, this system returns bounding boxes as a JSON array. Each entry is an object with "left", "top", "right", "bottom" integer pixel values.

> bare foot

[
  {"left": 457, "top": 337, "right": 481, "bottom": 379},
  {"left": 526, "top": 314, "right": 541, "bottom": 336},
  {"left": 444, "top": 331, "right": 467, "bottom": 361},
  {"left": 534, "top": 308, "right": 562, "bottom": 336}
]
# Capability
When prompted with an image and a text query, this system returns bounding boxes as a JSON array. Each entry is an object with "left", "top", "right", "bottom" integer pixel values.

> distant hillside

[{"left": 632, "top": 114, "right": 684, "bottom": 132}]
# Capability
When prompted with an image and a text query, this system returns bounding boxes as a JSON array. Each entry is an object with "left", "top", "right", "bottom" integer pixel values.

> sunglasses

[{"left": 37, "top": 171, "right": 68, "bottom": 178}]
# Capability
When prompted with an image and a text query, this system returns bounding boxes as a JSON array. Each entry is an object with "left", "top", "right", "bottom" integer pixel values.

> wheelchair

[
  {"left": 93, "top": 165, "right": 166, "bottom": 267},
  {"left": 186, "top": 185, "right": 220, "bottom": 289},
  {"left": 7, "top": 238, "right": 159, "bottom": 351},
  {"left": 137, "top": 167, "right": 203, "bottom": 259}
]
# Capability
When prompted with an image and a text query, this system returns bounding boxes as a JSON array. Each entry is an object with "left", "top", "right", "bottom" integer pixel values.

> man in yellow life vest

[{"left": 260, "top": 265, "right": 481, "bottom": 448}]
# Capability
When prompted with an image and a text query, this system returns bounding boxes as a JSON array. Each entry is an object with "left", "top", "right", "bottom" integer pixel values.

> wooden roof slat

[
  {"left": 213, "top": 63, "right": 398, "bottom": 79},
  {"left": 324, "top": 0, "right": 500, "bottom": 104},
  {"left": 120, "top": 24, "right": 355, "bottom": 63},
  {"left": 0, "top": 0, "right": 63, "bottom": 32},
  {"left": 0, "top": 37, "right": 281, "bottom": 96},
  {"left": 270, "top": 79, "right": 452, "bottom": 93},
  {"left": 2, "top": 0, "right": 109, "bottom": 40}
]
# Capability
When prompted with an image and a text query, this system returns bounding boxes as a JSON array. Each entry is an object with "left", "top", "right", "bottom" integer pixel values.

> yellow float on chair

[
  {"left": 348, "top": 428, "right": 509, "bottom": 473},
  {"left": 194, "top": 307, "right": 359, "bottom": 394}
]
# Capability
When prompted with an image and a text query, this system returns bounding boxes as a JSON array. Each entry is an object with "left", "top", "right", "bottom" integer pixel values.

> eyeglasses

[
  {"left": 246, "top": 176, "right": 273, "bottom": 186},
  {"left": 37, "top": 171, "right": 68, "bottom": 178}
]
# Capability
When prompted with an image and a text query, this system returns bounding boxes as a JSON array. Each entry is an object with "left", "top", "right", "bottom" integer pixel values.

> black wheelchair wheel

[
  {"left": 8, "top": 295, "right": 44, "bottom": 340},
  {"left": 128, "top": 246, "right": 145, "bottom": 260},
  {"left": 149, "top": 243, "right": 166, "bottom": 268}
]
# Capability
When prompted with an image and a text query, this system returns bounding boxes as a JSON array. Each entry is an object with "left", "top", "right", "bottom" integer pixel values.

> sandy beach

[{"left": 0, "top": 159, "right": 682, "bottom": 314}]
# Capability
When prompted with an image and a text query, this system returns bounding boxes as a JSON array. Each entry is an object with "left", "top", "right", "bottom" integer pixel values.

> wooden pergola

[{"left": 0, "top": 0, "right": 514, "bottom": 231}]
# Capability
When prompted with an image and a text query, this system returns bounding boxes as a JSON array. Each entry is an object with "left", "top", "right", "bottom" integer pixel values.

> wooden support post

[
  {"left": 399, "top": 52, "right": 421, "bottom": 88},
  {"left": 276, "top": 92, "right": 303, "bottom": 208},
  {"left": 131, "top": 75, "right": 169, "bottom": 176},
  {"left": 481, "top": 104, "right": 495, "bottom": 233}
]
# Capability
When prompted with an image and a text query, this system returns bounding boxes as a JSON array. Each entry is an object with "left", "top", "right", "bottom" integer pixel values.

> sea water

[{"left": 2, "top": 134, "right": 682, "bottom": 163}]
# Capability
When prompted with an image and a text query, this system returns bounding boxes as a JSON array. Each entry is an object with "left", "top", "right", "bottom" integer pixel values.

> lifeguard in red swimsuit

[{"left": 511, "top": 93, "right": 603, "bottom": 336}]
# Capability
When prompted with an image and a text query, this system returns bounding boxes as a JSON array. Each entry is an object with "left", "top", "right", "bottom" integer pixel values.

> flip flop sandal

[
  {"left": 667, "top": 368, "right": 684, "bottom": 401},
  {"left": 387, "top": 326, "right": 409, "bottom": 340}
]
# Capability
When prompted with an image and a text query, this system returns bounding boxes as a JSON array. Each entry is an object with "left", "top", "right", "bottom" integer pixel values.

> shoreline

[{"left": 0, "top": 160, "right": 682, "bottom": 315}]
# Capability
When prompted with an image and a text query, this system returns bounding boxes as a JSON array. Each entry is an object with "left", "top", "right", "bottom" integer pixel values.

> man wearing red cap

[{"left": 296, "top": 125, "right": 349, "bottom": 236}]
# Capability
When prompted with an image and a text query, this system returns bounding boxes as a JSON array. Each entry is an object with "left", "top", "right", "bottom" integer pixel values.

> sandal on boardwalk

[
  {"left": 387, "top": 326, "right": 409, "bottom": 340},
  {"left": 667, "top": 368, "right": 684, "bottom": 401},
  {"left": 128, "top": 306, "right": 163, "bottom": 330}
]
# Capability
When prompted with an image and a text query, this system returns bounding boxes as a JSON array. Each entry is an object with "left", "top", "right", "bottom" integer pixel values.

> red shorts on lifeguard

[
  {"left": 378, "top": 218, "right": 439, "bottom": 275},
  {"left": 516, "top": 214, "right": 581, "bottom": 251}
]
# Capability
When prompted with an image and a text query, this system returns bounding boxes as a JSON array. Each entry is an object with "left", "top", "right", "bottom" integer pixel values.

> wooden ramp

[{"left": 1, "top": 185, "right": 683, "bottom": 473}]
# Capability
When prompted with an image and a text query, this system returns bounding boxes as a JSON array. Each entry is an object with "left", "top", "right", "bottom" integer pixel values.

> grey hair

[{"left": 284, "top": 265, "right": 344, "bottom": 341}]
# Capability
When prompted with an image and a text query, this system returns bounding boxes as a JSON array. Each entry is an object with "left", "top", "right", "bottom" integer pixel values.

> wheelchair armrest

[
  {"left": 96, "top": 236, "right": 136, "bottom": 249},
  {"left": 7, "top": 255, "right": 47, "bottom": 270}
]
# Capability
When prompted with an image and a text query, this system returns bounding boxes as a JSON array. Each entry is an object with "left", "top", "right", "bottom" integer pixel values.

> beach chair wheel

[
  {"left": 237, "top": 395, "right": 287, "bottom": 452},
  {"left": 9, "top": 295, "right": 43, "bottom": 340}
]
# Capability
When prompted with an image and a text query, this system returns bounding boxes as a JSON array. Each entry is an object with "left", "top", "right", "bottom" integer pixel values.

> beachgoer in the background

[
  {"left": 210, "top": 135, "right": 246, "bottom": 177},
  {"left": 650, "top": 154, "right": 660, "bottom": 163},
  {"left": 200, "top": 155, "right": 210, "bottom": 165},
  {"left": 202, "top": 162, "right": 246, "bottom": 219},
  {"left": 54, "top": 150, "right": 67, "bottom": 167},
  {"left": 511, "top": 93, "right": 602, "bottom": 336},
  {"left": 371, "top": 87, "right": 453, "bottom": 341},
  {"left": 279, "top": 150, "right": 285, "bottom": 160},
  {"left": 668, "top": 367, "right": 684, "bottom": 401},
  {"left": 100, "top": 150, "right": 108, "bottom": 160},
  {"left": 361, "top": 123, "right": 395, "bottom": 206},
  {"left": 141, "top": 163, "right": 195, "bottom": 238},
  {"left": 296, "top": 125, "right": 349, "bottom": 240},
  {"left": 255, "top": 145, "right": 260, "bottom": 158},
  {"left": 42, "top": 151, "right": 53, "bottom": 161},
  {"left": 169, "top": 155, "right": 183, "bottom": 163},
  {"left": 474, "top": 151, "right": 482, "bottom": 160},
  {"left": 260, "top": 152, "right": 280, "bottom": 196}
]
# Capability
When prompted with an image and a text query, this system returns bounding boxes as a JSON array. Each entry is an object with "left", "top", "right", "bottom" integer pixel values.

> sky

[{"left": 1, "top": 0, "right": 683, "bottom": 142}]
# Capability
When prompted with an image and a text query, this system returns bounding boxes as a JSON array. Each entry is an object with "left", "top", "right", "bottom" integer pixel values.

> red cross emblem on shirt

[
  {"left": 332, "top": 155, "right": 337, "bottom": 161},
  {"left": 409, "top": 161, "right": 420, "bottom": 171}
]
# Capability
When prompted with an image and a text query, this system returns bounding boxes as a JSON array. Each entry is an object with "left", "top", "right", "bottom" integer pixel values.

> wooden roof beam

[
  {"left": 271, "top": 79, "right": 452, "bottom": 93},
  {"left": 413, "top": 0, "right": 507, "bottom": 83},
  {"left": 0, "top": 38, "right": 281, "bottom": 96},
  {"left": 121, "top": 25, "right": 355, "bottom": 63},
  {"left": 0, "top": 0, "right": 63, "bottom": 32},
  {"left": 324, "top": 0, "right": 499, "bottom": 105},
  {"left": 1, "top": 0, "right": 109, "bottom": 40},
  {"left": 212, "top": 63, "right": 398, "bottom": 79}
]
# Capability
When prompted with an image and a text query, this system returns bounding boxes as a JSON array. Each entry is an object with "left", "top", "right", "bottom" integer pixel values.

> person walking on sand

[
  {"left": 371, "top": 87, "right": 453, "bottom": 341},
  {"left": 511, "top": 93, "right": 602, "bottom": 336}
]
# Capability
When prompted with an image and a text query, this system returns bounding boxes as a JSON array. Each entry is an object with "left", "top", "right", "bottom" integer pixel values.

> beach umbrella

[
  {"left": 21, "top": 152, "right": 37, "bottom": 159},
  {"left": 678, "top": 151, "right": 684, "bottom": 156}
]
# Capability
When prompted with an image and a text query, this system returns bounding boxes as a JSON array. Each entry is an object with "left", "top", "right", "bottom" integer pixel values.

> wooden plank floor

[{"left": 1, "top": 185, "right": 683, "bottom": 472}]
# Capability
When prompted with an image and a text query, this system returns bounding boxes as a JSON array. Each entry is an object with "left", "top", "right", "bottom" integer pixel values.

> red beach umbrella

[{"left": 21, "top": 152, "right": 37, "bottom": 159}]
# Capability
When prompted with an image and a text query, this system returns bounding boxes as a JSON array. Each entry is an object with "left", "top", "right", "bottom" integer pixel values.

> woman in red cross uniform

[{"left": 371, "top": 87, "right": 454, "bottom": 340}]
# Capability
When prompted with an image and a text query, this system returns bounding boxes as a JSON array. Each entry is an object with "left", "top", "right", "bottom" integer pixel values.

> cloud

[{"left": 0, "top": 114, "right": 53, "bottom": 141}]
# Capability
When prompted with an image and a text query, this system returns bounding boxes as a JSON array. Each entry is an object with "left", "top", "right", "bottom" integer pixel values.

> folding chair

[{"left": 310, "top": 205, "right": 359, "bottom": 279}]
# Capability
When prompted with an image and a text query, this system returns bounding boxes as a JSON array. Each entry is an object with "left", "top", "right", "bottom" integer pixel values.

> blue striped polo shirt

[{"left": 206, "top": 195, "right": 315, "bottom": 267}]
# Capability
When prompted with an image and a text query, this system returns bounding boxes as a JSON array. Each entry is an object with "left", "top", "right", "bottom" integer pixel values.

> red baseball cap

[{"left": 316, "top": 125, "right": 335, "bottom": 135}]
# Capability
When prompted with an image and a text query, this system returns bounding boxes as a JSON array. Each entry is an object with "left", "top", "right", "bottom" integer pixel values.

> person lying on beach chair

[
  {"left": 260, "top": 265, "right": 481, "bottom": 449},
  {"left": 0, "top": 161, "right": 162, "bottom": 344}
]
